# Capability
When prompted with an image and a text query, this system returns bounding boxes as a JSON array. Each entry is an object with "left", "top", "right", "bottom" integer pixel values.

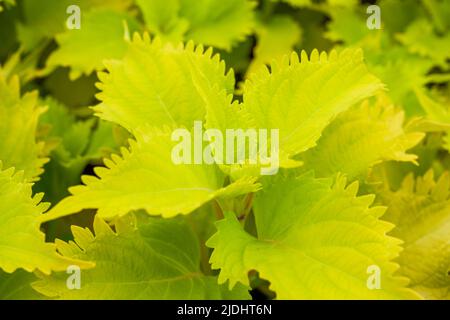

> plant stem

[{"left": 213, "top": 200, "right": 224, "bottom": 220}]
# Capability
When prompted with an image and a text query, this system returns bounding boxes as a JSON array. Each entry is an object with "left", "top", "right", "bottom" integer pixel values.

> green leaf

[
  {"left": 35, "top": 98, "right": 121, "bottom": 204},
  {"left": 94, "top": 34, "right": 235, "bottom": 133},
  {"left": 0, "top": 165, "right": 92, "bottom": 274},
  {"left": 84, "top": 120, "right": 126, "bottom": 160},
  {"left": 179, "top": 0, "right": 255, "bottom": 50},
  {"left": 17, "top": 0, "right": 133, "bottom": 51},
  {"left": 323, "top": 6, "right": 439, "bottom": 118},
  {"left": 273, "top": 0, "right": 357, "bottom": 8},
  {"left": 0, "top": 270, "right": 44, "bottom": 300},
  {"left": 367, "top": 133, "right": 448, "bottom": 193},
  {"left": 136, "top": 0, "right": 185, "bottom": 42},
  {"left": 422, "top": 0, "right": 450, "bottom": 33},
  {"left": 16, "top": 0, "right": 68, "bottom": 50},
  {"left": 0, "top": 5, "right": 18, "bottom": 61},
  {"left": 0, "top": 0, "right": 15, "bottom": 12},
  {"left": 380, "top": 171, "right": 450, "bottom": 299},
  {"left": 397, "top": 19, "right": 450, "bottom": 68},
  {"left": 136, "top": 0, "right": 255, "bottom": 50},
  {"left": 241, "top": 48, "right": 383, "bottom": 167},
  {"left": 42, "top": 68, "right": 98, "bottom": 108},
  {"left": 299, "top": 97, "right": 424, "bottom": 180},
  {"left": 380, "top": 0, "right": 426, "bottom": 34},
  {"left": 39, "top": 97, "right": 123, "bottom": 163},
  {"left": 201, "top": 49, "right": 383, "bottom": 177},
  {"left": 366, "top": 48, "right": 433, "bottom": 117},
  {"left": 325, "top": 7, "right": 373, "bottom": 45},
  {"left": 216, "top": 38, "right": 253, "bottom": 74},
  {"left": 247, "top": 15, "right": 302, "bottom": 76},
  {"left": 39, "top": 98, "right": 93, "bottom": 159},
  {"left": 273, "top": 0, "right": 312, "bottom": 7},
  {"left": 0, "top": 73, "right": 47, "bottom": 181},
  {"left": 42, "top": 128, "right": 261, "bottom": 222},
  {"left": 33, "top": 214, "right": 250, "bottom": 299},
  {"left": 414, "top": 88, "right": 450, "bottom": 124},
  {"left": 46, "top": 9, "right": 141, "bottom": 80},
  {"left": 207, "top": 173, "right": 420, "bottom": 299}
]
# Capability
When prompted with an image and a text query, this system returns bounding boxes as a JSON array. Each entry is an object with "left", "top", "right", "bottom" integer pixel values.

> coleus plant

[{"left": 0, "top": 0, "right": 449, "bottom": 300}]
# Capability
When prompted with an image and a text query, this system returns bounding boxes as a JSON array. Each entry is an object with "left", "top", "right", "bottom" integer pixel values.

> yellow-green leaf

[
  {"left": 0, "top": 73, "right": 47, "bottom": 181},
  {"left": 0, "top": 165, "right": 92, "bottom": 274},
  {"left": 300, "top": 97, "right": 424, "bottom": 180},
  {"left": 207, "top": 173, "right": 420, "bottom": 299},
  {"left": 46, "top": 9, "right": 140, "bottom": 80},
  {"left": 42, "top": 129, "right": 260, "bottom": 222},
  {"left": 33, "top": 215, "right": 250, "bottom": 299},
  {"left": 242, "top": 48, "right": 383, "bottom": 167},
  {"left": 381, "top": 171, "right": 450, "bottom": 299},
  {"left": 94, "top": 34, "right": 235, "bottom": 133}
]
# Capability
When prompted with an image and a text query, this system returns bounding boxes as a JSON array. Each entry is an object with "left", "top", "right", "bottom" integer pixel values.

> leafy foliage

[
  {"left": 46, "top": 9, "right": 140, "bottom": 79},
  {"left": 208, "top": 173, "right": 419, "bottom": 299},
  {"left": 299, "top": 97, "right": 425, "bottom": 180},
  {"left": 248, "top": 14, "right": 302, "bottom": 75},
  {"left": 94, "top": 35, "right": 235, "bottom": 132},
  {"left": 33, "top": 214, "right": 250, "bottom": 299},
  {"left": 16, "top": 0, "right": 133, "bottom": 51},
  {"left": 0, "top": 0, "right": 449, "bottom": 301},
  {"left": 44, "top": 128, "right": 260, "bottom": 221},
  {"left": 380, "top": 171, "right": 450, "bottom": 299},
  {"left": 204, "top": 48, "right": 384, "bottom": 173},
  {"left": 136, "top": 0, "right": 255, "bottom": 50},
  {"left": 0, "top": 73, "right": 47, "bottom": 181},
  {"left": 0, "top": 270, "right": 45, "bottom": 300},
  {"left": 0, "top": 165, "right": 92, "bottom": 274},
  {"left": 34, "top": 98, "right": 122, "bottom": 204},
  {"left": 397, "top": 19, "right": 450, "bottom": 68},
  {"left": 241, "top": 48, "right": 383, "bottom": 167}
]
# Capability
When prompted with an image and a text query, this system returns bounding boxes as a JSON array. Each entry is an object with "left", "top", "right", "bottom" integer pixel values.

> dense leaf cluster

[{"left": 0, "top": 0, "right": 449, "bottom": 300}]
